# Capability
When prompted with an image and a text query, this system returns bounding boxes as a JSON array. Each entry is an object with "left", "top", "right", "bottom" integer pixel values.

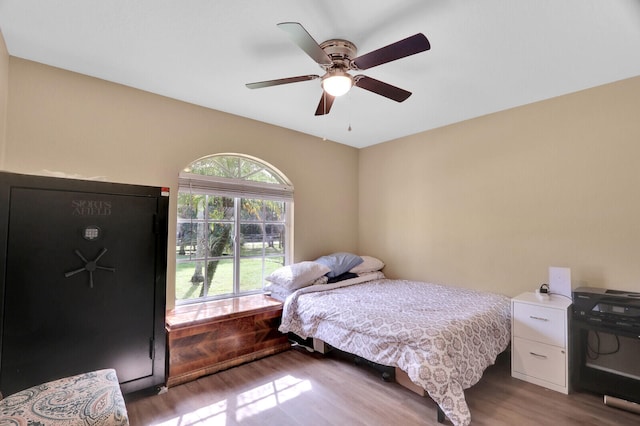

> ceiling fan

[{"left": 246, "top": 22, "right": 431, "bottom": 116}]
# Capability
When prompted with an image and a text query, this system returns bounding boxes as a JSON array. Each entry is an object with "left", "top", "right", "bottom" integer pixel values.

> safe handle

[{"left": 64, "top": 248, "right": 115, "bottom": 288}]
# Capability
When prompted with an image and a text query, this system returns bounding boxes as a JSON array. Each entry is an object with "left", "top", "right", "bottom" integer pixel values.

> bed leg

[
  {"left": 437, "top": 406, "right": 445, "bottom": 423},
  {"left": 350, "top": 355, "right": 394, "bottom": 382}
]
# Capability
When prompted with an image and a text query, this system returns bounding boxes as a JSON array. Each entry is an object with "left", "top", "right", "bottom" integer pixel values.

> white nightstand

[{"left": 511, "top": 292, "right": 572, "bottom": 394}]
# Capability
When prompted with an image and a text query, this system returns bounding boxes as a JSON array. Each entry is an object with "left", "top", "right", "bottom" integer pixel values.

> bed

[{"left": 267, "top": 255, "right": 511, "bottom": 426}]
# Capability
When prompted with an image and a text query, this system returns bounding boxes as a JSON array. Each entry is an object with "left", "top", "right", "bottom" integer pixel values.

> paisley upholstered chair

[{"left": 0, "top": 369, "right": 129, "bottom": 425}]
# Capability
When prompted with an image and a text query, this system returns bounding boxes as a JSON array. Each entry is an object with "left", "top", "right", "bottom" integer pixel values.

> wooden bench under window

[{"left": 165, "top": 294, "right": 290, "bottom": 387}]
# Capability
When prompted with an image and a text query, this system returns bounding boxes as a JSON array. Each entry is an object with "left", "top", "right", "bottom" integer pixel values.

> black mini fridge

[{"left": 0, "top": 171, "right": 169, "bottom": 395}]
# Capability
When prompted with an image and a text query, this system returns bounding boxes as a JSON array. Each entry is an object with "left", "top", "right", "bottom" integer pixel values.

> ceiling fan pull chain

[{"left": 348, "top": 92, "right": 352, "bottom": 132}]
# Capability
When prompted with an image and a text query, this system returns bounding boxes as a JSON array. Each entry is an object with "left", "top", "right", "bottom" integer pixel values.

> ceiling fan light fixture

[{"left": 321, "top": 71, "right": 353, "bottom": 97}]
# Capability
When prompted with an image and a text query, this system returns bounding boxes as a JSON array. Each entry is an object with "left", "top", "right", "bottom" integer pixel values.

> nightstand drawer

[
  {"left": 512, "top": 337, "right": 566, "bottom": 387},
  {"left": 513, "top": 302, "right": 565, "bottom": 346}
]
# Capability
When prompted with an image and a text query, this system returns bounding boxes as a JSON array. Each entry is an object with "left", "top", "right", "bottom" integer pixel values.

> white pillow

[
  {"left": 349, "top": 255, "right": 385, "bottom": 274},
  {"left": 265, "top": 261, "right": 331, "bottom": 291}
]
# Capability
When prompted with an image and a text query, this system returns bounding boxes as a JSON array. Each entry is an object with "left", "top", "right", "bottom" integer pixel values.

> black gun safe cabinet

[{"left": 0, "top": 171, "right": 169, "bottom": 395}]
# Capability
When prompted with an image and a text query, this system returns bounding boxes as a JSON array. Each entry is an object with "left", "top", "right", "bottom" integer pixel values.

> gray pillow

[{"left": 314, "top": 252, "right": 363, "bottom": 278}]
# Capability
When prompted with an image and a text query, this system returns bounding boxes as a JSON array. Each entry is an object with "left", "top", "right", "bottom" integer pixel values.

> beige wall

[
  {"left": 0, "top": 30, "right": 8, "bottom": 168},
  {"left": 359, "top": 76, "right": 640, "bottom": 297},
  {"left": 5, "top": 58, "right": 359, "bottom": 308},
  {"left": 6, "top": 53, "right": 640, "bottom": 304}
]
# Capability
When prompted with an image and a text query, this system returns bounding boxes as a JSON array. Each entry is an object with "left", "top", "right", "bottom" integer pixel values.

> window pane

[
  {"left": 176, "top": 223, "right": 198, "bottom": 259},
  {"left": 191, "top": 222, "right": 210, "bottom": 260},
  {"left": 176, "top": 258, "right": 235, "bottom": 301},
  {"left": 177, "top": 194, "right": 195, "bottom": 220},
  {"left": 240, "top": 223, "right": 263, "bottom": 256},
  {"left": 208, "top": 222, "right": 234, "bottom": 257},
  {"left": 175, "top": 260, "right": 205, "bottom": 302},
  {"left": 176, "top": 259, "right": 233, "bottom": 301},
  {"left": 265, "top": 200, "right": 285, "bottom": 221},
  {"left": 239, "top": 160, "right": 263, "bottom": 181},
  {"left": 207, "top": 195, "right": 234, "bottom": 220},
  {"left": 176, "top": 259, "right": 235, "bottom": 301},
  {"left": 239, "top": 258, "right": 264, "bottom": 293},
  {"left": 206, "top": 259, "right": 234, "bottom": 297},
  {"left": 187, "top": 154, "right": 286, "bottom": 185},
  {"left": 265, "top": 224, "right": 285, "bottom": 255},
  {"left": 241, "top": 198, "right": 263, "bottom": 221},
  {"left": 177, "top": 193, "right": 204, "bottom": 220}
]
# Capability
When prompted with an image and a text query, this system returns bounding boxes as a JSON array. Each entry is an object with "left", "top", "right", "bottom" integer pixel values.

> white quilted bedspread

[{"left": 279, "top": 278, "right": 511, "bottom": 426}]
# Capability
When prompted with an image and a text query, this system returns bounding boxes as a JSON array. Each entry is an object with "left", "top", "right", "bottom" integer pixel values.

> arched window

[{"left": 176, "top": 154, "right": 293, "bottom": 305}]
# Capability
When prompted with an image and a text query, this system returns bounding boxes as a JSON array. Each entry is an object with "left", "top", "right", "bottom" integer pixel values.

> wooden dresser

[{"left": 165, "top": 294, "right": 290, "bottom": 387}]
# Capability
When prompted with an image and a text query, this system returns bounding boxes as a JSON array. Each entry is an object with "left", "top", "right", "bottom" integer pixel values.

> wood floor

[{"left": 126, "top": 348, "right": 640, "bottom": 425}]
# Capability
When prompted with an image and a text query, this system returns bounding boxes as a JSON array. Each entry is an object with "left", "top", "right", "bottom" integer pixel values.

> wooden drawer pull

[
  {"left": 529, "top": 315, "right": 549, "bottom": 321},
  {"left": 529, "top": 352, "right": 548, "bottom": 359}
]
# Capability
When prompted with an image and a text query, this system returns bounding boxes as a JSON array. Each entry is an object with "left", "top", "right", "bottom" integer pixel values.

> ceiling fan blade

[
  {"left": 277, "top": 22, "right": 333, "bottom": 66},
  {"left": 354, "top": 75, "right": 412, "bottom": 102},
  {"left": 314, "top": 92, "right": 335, "bottom": 116},
  {"left": 246, "top": 75, "right": 319, "bottom": 89},
  {"left": 352, "top": 33, "right": 430, "bottom": 70}
]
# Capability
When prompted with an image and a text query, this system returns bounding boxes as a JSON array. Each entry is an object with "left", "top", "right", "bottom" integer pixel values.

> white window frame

[{"left": 176, "top": 159, "right": 293, "bottom": 305}]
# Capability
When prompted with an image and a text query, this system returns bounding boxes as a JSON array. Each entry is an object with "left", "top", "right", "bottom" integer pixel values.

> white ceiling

[{"left": 1, "top": 1, "right": 640, "bottom": 148}]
